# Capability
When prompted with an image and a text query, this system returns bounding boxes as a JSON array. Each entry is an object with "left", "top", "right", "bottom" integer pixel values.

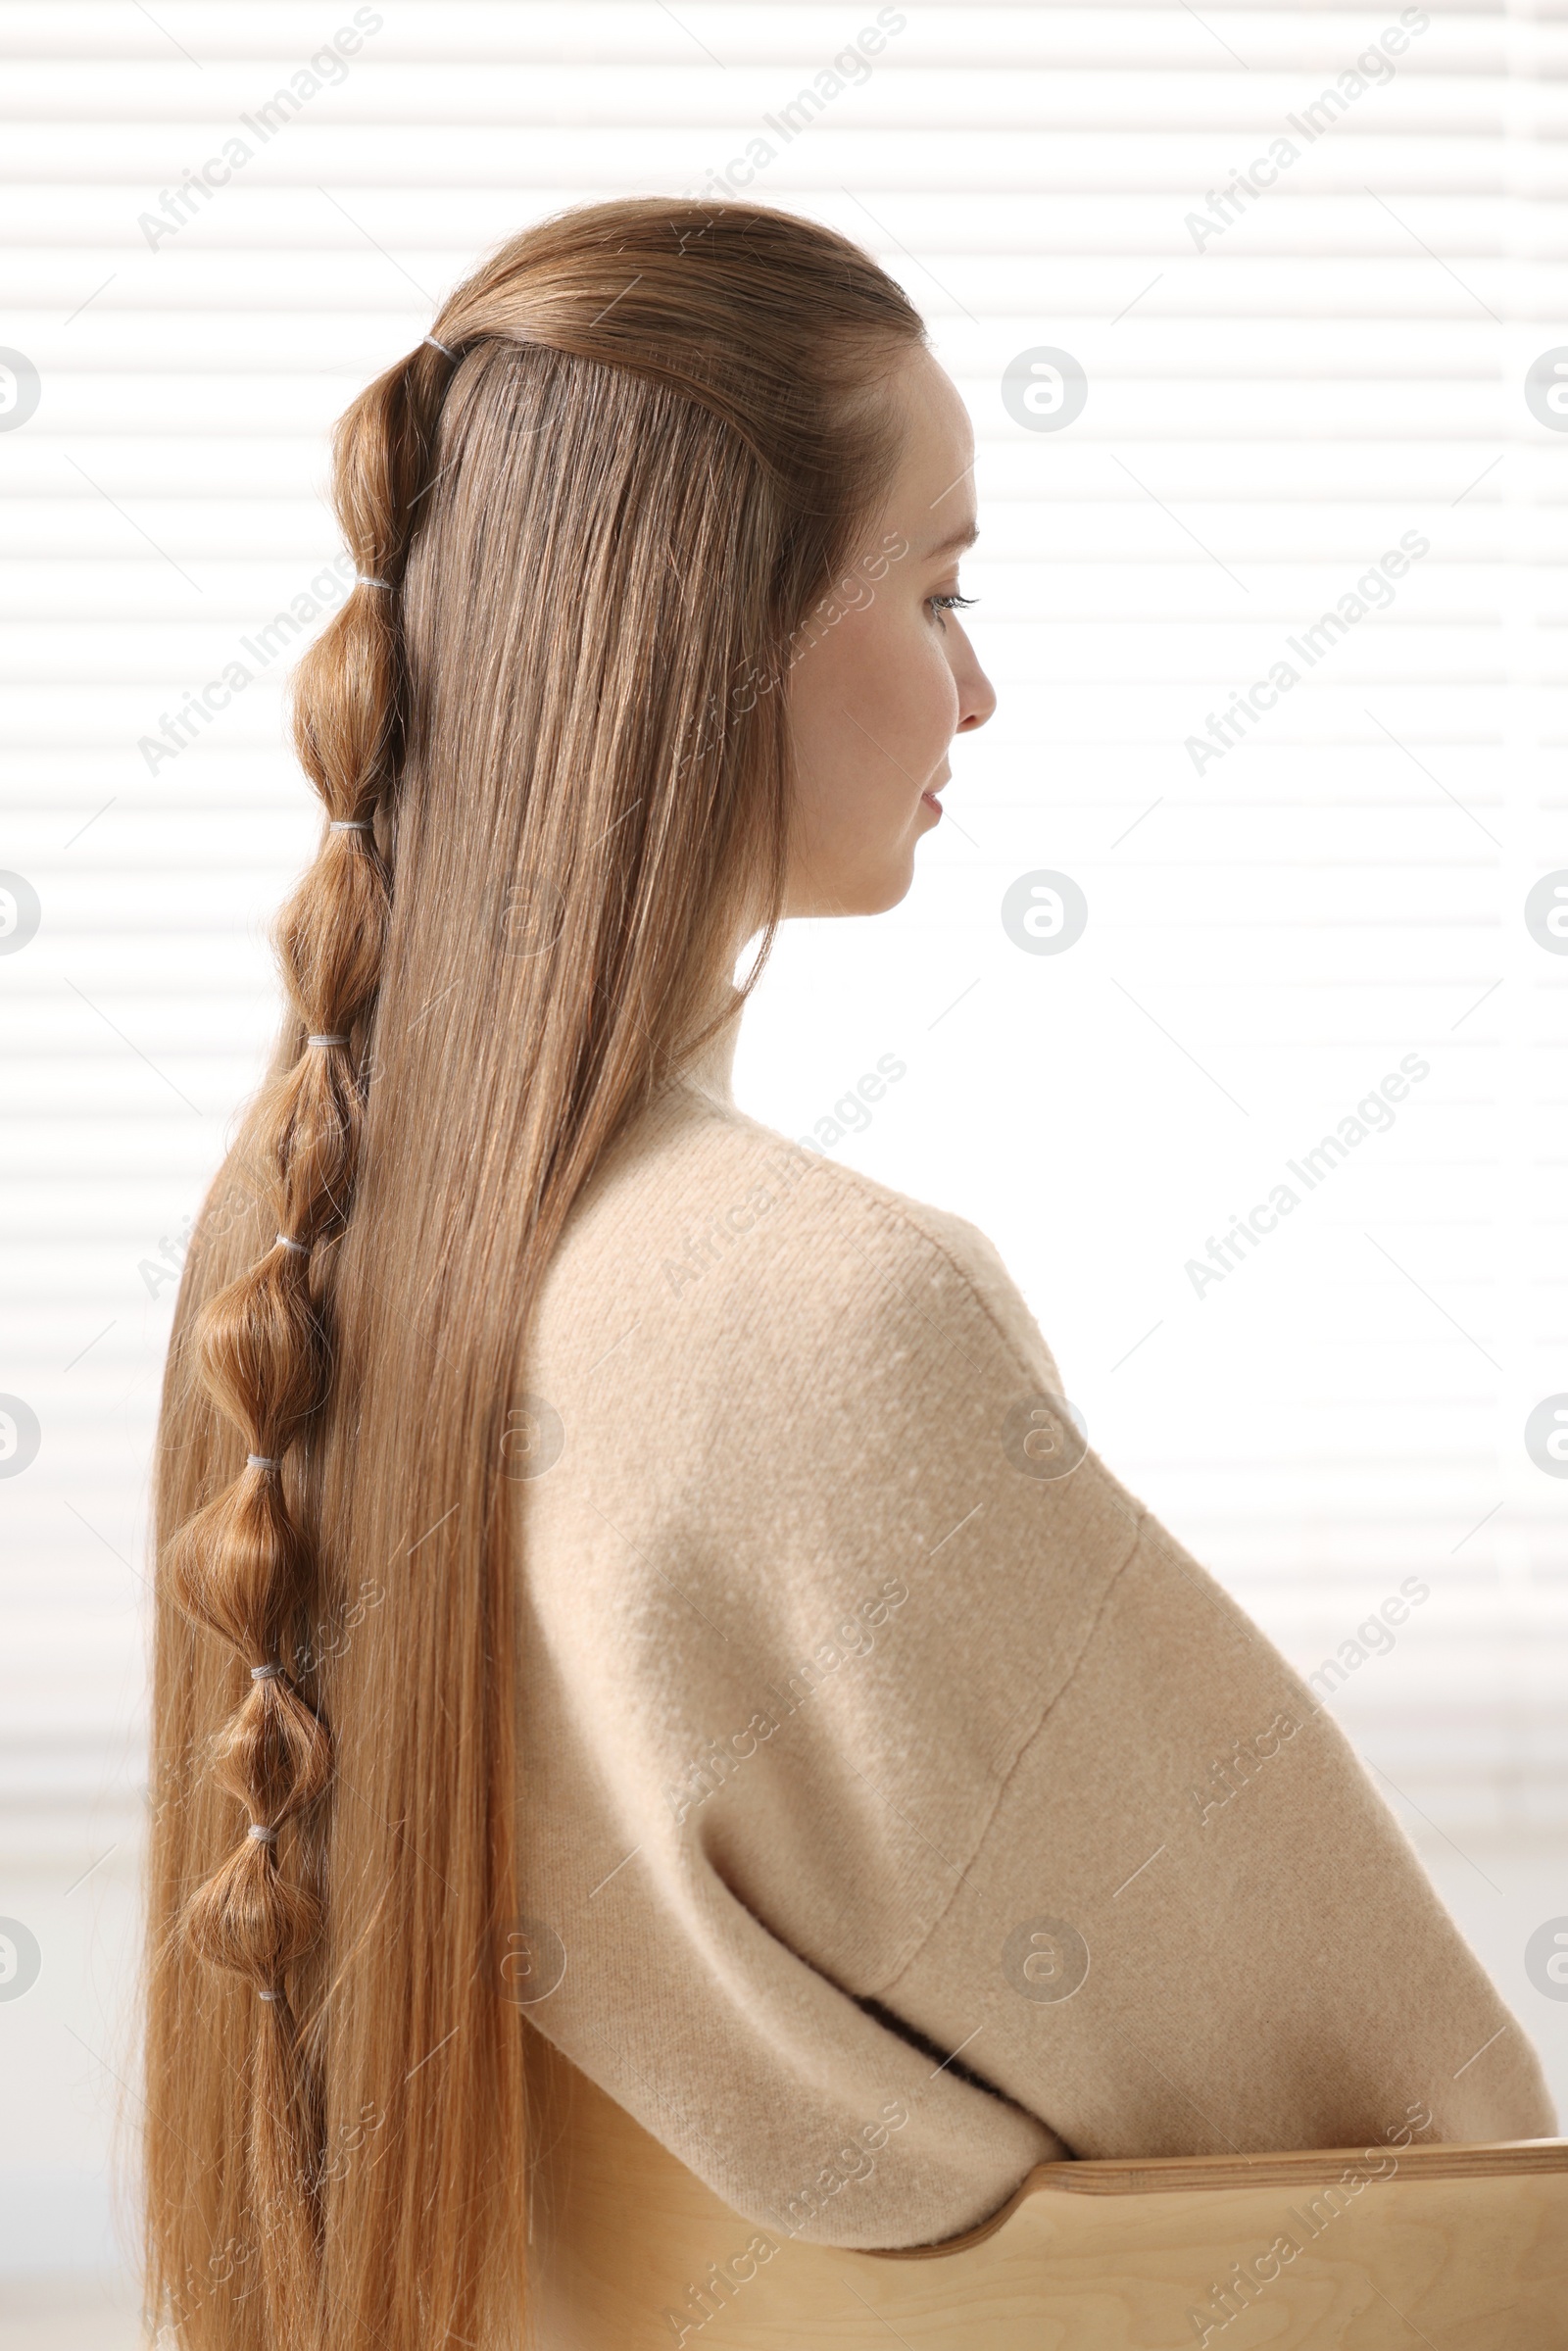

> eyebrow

[{"left": 925, "top": 521, "right": 979, "bottom": 559}]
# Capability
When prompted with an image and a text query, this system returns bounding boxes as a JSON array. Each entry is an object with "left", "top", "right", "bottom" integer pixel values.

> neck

[{"left": 676, "top": 972, "right": 745, "bottom": 1107}]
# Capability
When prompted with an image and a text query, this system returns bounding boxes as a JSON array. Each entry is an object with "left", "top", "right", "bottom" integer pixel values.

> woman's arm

[{"left": 516, "top": 1115, "right": 1553, "bottom": 2248}]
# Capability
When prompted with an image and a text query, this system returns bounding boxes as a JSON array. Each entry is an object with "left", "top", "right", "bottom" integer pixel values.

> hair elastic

[
  {"left": 424, "top": 334, "right": 456, "bottom": 358},
  {"left": 251, "top": 1662, "right": 286, "bottom": 1685},
  {"left": 355, "top": 573, "right": 390, "bottom": 589},
  {"left": 274, "top": 1233, "right": 307, "bottom": 1255},
  {"left": 330, "top": 819, "right": 372, "bottom": 833},
  {"left": 259, "top": 1987, "right": 281, "bottom": 2002},
  {"left": 246, "top": 1453, "right": 281, "bottom": 1471},
  {"left": 307, "top": 1034, "right": 349, "bottom": 1048},
  {"left": 248, "top": 1823, "right": 278, "bottom": 1843}
]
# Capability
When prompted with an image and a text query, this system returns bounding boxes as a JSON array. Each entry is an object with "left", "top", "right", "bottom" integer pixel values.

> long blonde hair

[{"left": 142, "top": 198, "right": 924, "bottom": 2350}]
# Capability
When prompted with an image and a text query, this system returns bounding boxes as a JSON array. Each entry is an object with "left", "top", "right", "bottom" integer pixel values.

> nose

[{"left": 953, "top": 624, "right": 997, "bottom": 734}]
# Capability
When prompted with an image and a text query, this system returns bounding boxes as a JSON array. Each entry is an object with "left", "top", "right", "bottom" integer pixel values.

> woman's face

[{"left": 783, "top": 346, "right": 995, "bottom": 918}]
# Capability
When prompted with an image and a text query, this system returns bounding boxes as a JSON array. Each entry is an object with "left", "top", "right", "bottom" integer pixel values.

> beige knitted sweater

[{"left": 514, "top": 982, "right": 1554, "bottom": 2250}]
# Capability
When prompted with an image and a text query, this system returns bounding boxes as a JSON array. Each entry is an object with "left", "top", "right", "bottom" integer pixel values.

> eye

[{"left": 927, "top": 592, "right": 977, "bottom": 628}]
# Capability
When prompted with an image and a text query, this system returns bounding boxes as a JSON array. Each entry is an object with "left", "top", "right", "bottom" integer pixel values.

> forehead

[{"left": 879, "top": 347, "right": 976, "bottom": 548}]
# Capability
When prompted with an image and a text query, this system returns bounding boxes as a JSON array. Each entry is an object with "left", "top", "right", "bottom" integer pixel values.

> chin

[{"left": 862, "top": 857, "right": 918, "bottom": 916}]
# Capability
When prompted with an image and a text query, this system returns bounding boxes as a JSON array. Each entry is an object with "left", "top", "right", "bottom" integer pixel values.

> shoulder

[
  {"left": 528, "top": 1089, "right": 1142, "bottom": 1591},
  {"left": 552, "top": 1084, "right": 1068, "bottom": 1405}
]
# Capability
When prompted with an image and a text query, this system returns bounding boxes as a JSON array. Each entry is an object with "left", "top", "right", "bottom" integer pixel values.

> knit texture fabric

[{"left": 514, "top": 983, "right": 1555, "bottom": 2250}]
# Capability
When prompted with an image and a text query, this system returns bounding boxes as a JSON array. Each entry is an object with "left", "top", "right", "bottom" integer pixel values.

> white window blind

[{"left": 1, "top": 0, "right": 1565, "bottom": 2276}]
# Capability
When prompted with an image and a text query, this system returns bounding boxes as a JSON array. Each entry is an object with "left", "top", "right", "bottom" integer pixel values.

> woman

[{"left": 143, "top": 197, "right": 1552, "bottom": 2350}]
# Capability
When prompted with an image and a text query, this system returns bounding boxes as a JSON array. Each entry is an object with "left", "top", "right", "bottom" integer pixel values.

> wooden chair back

[{"left": 520, "top": 2024, "right": 1568, "bottom": 2349}]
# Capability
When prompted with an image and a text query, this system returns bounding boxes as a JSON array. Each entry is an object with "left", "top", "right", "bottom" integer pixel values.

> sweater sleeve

[
  {"left": 871, "top": 1462, "right": 1561, "bottom": 2165},
  {"left": 514, "top": 1138, "right": 1555, "bottom": 2252}
]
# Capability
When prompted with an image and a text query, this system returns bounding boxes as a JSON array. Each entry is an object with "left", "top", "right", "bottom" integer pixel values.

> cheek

[
  {"left": 794, "top": 601, "right": 955, "bottom": 783},
  {"left": 858, "top": 607, "right": 957, "bottom": 751},
  {"left": 785, "top": 597, "right": 958, "bottom": 864}
]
